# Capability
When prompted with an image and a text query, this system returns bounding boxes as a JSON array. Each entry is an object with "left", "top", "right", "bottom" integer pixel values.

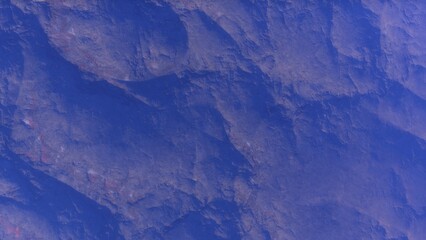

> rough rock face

[{"left": 1, "top": 0, "right": 425, "bottom": 239}]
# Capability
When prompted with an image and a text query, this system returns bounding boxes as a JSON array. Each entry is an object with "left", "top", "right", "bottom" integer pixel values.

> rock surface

[{"left": 1, "top": 0, "right": 426, "bottom": 239}]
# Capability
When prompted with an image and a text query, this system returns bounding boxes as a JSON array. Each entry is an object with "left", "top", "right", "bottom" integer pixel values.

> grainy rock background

[{"left": 1, "top": 0, "right": 425, "bottom": 239}]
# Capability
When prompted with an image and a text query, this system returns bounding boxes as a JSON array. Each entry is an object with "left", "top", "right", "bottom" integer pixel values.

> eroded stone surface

[{"left": 1, "top": 0, "right": 426, "bottom": 239}]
